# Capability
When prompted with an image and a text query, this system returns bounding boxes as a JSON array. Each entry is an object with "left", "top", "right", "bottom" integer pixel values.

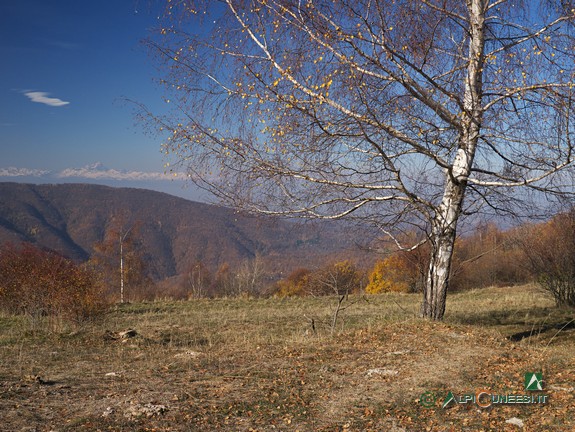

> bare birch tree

[{"left": 145, "top": 0, "right": 575, "bottom": 319}]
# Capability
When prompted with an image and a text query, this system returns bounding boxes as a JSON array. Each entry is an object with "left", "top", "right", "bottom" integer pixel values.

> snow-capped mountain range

[{"left": 0, "top": 162, "right": 186, "bottom": 181}]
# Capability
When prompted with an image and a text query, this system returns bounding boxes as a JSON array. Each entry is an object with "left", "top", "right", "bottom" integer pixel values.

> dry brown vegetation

[
  {"left": 0, "top": 243, "right": 108, "bottom": 329},
  {"left": 1, "top": 284, "right": 574, "bottom": 431}
]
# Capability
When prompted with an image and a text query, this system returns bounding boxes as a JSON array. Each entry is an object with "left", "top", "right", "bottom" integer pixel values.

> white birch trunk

[{"left": 422, "top": 0, "right": 486, "bottom": 320}]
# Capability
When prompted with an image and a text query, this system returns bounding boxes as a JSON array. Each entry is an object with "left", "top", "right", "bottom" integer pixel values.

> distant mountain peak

[{"left": 86, "top": 162, "right": 108, "bottom": 171}]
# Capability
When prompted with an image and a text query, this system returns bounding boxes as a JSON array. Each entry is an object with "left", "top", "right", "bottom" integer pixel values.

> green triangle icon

[{"left": 442, "top": 391, "right": 456, "bottom": 408}]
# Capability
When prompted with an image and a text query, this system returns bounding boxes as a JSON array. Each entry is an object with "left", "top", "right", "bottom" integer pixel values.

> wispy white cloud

[
  {"left": 45, "top": 40, "right": 80, "bottom": 50},
  {"left": 24, "top": 91, "right": 70, "bottom": 107}
]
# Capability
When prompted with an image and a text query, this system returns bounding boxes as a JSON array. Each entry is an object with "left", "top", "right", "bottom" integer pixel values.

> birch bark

[{"left": 422, "top": 0, "right": 486, "bottom": 319}]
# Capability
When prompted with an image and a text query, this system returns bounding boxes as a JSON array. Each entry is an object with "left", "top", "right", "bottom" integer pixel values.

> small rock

[
  {"left": 389, "top": 422, "right": 406, "bottom": 432},
  {"left": 124, "top": 403, "right": 168, "bottom": 419},
  {"left": 366, "top": 368, "right": 399, "bottom": 377},
  {"left": 447, "top": 332, "right": 466, "bottom": 339},
  {"left": 102, "top": 407, "right": 114, "bottom": 417},
  {"left": 22, "top": 375, "right": 54, "bottom": 385},
  {"left": 174, "top": 351, "right": 202, "bottom": 358},
  {"left": 23, "top": 374, "right": 42, "bottom": 383},
  {"left": 505, "top": 417, "right": 524, "bottom": 428}
]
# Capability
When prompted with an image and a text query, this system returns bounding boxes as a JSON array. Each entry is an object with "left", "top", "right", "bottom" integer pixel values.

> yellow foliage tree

[{"left": 366, "top": 254, "right": 412, "bottom": 294}]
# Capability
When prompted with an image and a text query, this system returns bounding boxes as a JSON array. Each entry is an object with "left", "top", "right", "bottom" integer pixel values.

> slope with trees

[{"left": 0, "top": 182, "right": 369, "bottom": 284}]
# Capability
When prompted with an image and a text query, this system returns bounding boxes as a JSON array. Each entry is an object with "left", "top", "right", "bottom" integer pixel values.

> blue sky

[{"left": 0, "top": 0, "right": 202, "bottom": 199}]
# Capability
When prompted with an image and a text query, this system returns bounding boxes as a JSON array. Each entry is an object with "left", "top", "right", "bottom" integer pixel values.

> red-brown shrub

[
  {"left": 0, "top": 243, "right": 108, "bottom": 324},
  {"left": 518, "top": 209, "right": 575, "bottom": 307},
  {"left": 450, "top": 223, "right": 529, "bottom": 291}
]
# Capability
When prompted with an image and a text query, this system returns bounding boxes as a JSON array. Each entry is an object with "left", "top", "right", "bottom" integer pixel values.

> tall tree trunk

[
  {"left": 421, "top": 0, "right": 486, "bottom": 320},
  {"left": 422, "top": 178, "right": 465, "bottom": 320}
]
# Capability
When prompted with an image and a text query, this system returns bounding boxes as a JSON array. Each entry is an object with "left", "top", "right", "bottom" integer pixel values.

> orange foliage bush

[
  {"left": 0, "top": 243, "right": 108, "bottom": 324},
  {"left": 274, "top": 261, "right": 363, "bottom": 297},
  {"left": 274, "top": 268, "right": 312, "bottom": 297}
]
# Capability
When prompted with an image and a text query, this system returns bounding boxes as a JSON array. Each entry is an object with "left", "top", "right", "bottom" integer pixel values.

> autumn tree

[
  {"left": 183, "top": 260, "right": 213, "bottom": 298},
  {"left": 450, "top": 223, "right": 528, "bottom": 291},
  {"left": 273, "top": 260, "right": 362, "bottom": 296},
  {"left": 90, "top": 215, "right": 151, "bottom": 303},
  {"left": 212, "top": 262, "right": 235, "bottom": 297},
  {"left": 235, "top": 254, "right": 268, "bottom": 296},
  {"left": 366, "top": 254, "right": 416, "bottom": 294},
  {"left": 146, "top": 1, "right": 575, "bottom": 319}
]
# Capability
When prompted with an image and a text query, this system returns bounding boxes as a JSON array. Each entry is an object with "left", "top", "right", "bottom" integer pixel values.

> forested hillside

[{"left": 0, "top": 183, "right": 368, "bottom": 281}]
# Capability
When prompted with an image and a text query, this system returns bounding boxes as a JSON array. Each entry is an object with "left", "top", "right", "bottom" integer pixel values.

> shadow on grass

[
  {"left": 506, "top": 320, "right": 575, "bottom": 341},
  {"left": 447, "top": 305, "right": 575, "bottom": 341}
]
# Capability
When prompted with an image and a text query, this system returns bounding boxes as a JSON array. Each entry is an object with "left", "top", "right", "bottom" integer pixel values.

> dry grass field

[{"left": 1, "top": 284, "right": 574, "bottom": 431}]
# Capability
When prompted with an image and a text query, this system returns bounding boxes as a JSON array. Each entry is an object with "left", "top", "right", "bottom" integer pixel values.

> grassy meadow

[{"left": 1, "top": 284, "right": 574, "bottom": 431}]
